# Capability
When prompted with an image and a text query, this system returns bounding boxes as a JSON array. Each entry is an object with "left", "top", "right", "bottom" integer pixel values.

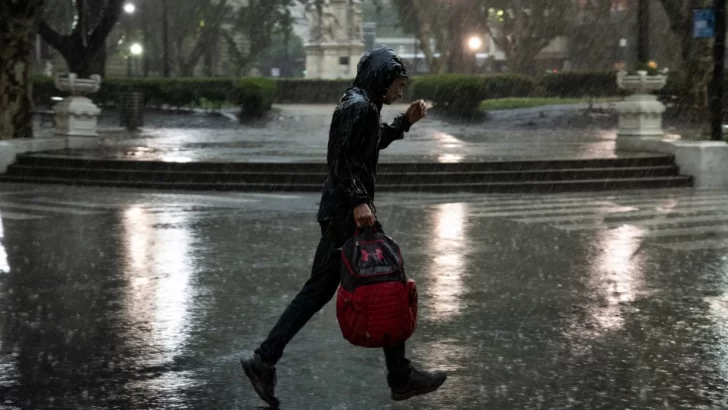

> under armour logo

[{"left": 361, "top": 248, "right": 385, "bottom": 262}]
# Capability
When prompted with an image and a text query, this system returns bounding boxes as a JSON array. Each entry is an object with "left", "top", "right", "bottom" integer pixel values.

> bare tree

[
  {"left": 388, "top": 0, "right": 571, "bottom": 74},
  {"left": 390, "top": 0, "right": 447, "bottom": 73},
  {"left": 223, "top": 0, "right": 294, "bottom": 76},
  {"left": 568, "top": 0, "right": 623, "bottom": 70},
  {"left": 1, "top": 0, "right": 46, "bottom": 139},
  {"left": 658, "top": 0, "right": 713, "bottom": 118},
  {"left": 483, "top": 0, "right": 573, "bottom": 75},
  {"left": 178, "top": 0, "right": 229, "bottom": 76},
  {"left": 446, "top": 0, "right": 482, "bottom": 73},
  {"left": 37, "top": 0, "right": 124, "bottom": 77}
]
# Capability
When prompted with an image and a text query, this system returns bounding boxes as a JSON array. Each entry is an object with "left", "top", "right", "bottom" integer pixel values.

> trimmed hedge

[
  {"left": 536, "top": 71, "right": 626, "bottom": 98},
  {"left": 235, "top": 78, "right": 277, "bottom": 119},
  {"left": 411, "top": 71, "right": 637, "bottom": 118},
  {"left": 273, "top": 78, "right": 418, "bottom": 103},
  {"left": 31, "top": 71, "right": 661, "bottom": 121},
  {"left": 31, "top": 76, "right": 277, "bottom": 119},
  {"left": 412, "top": 74, "right": 537, "bottom": 117},
  {"left": 274, "top": 79, "right": 352, "bottom": 103}
]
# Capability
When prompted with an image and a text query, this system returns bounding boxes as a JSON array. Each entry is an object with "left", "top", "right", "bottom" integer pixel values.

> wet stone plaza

[
  {"left": 0, "top": 184, "right": 727, "bottom": 409},
  {"left": 36, "top": 104, "right": 636, "bottom": 164}
]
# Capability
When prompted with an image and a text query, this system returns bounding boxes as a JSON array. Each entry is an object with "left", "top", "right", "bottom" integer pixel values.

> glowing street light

[
  {"left": 130, "top": 43, "right": 143, "bottom": 56},
  {"left": 124, "top": 3, "right": 135, "bottom": 14},
  {"left": 468, "top": 36, "right": 483, "bottom": 51}
]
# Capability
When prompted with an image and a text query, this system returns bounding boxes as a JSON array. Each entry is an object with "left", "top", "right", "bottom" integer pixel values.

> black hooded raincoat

[{"left": 317, "top": 48, "right": 411, "bottom": 223}]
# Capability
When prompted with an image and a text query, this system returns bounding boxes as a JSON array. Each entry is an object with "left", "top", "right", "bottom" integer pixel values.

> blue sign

[{"left": 694, "top": 8, "right": 716, "bottom": 38}]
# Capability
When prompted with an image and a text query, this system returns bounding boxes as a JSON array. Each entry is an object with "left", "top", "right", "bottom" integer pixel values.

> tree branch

[
  {"left": 87, "top": 0, "right": 123, "bottom": 53},
  {"left": 37, "top": 18, "right": 67, "bottom": 53},
  {"left": 181, "top": 0, "right": 229, "bottom": 75},
  {"left": 222, "top": 28, "right": 254, "bottom": 75},
  {"left": 485, "top": 23, "right": 506, "bottom": 53},
  {"left": 75, "top": 0, "right": 87, "bottom": 46}
]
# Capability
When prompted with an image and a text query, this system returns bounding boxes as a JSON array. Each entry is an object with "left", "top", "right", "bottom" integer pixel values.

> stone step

[
  {"left": 0, "top": 175, "right": 694, "bottom": 194},
  {"left": 15, "top": 153, "right": 678, "bottom": 173},
  {"left": 4, "top": 164, "right": 682, "bottom": 184},
  {"left": 3, "top": 152, "right": 694, "bottom": 193}
]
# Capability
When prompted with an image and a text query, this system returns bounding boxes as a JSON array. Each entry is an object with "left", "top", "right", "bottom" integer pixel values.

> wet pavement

[
  {"left": 1, "top": 183, "right": 728, "bottom": 408},
  {"left": 35, "top": 104, "right": 657, "bottom": 164}
]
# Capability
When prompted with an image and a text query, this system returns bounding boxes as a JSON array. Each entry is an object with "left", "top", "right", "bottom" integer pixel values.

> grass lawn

[
  {"left": 480, "top": 97, "right": 622, "bottom": 111},
  {"left": 199, "top": 98, "right": 238, "bottom": 111}
]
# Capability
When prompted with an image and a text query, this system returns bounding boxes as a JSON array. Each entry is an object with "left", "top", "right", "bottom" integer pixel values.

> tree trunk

[
  {"left": 63, "top": 39, "right": 107, "bottom": 77},
  {"left": 411, "top": 0, "right": 444, "bottom": 73},
  {"left": 0, "top": 1, "right": 44, "bottom": 140},
  {"left": 509, "top": 46, "right": 547, "bottom": 75},
  {"left": 568, "top": 0, "right": 621, "bottom": 70},
  {"left": 37, "top": 0, "right": 122, "bottom": 78},
  {"left": 141, "top": 0, "right": 151, "bottom": 76},
  {"left": 683, "top": 36, "right": 713, "bottom": 120},
  {"left": 446, "top": 1, "right": 478, "bottom": 74},
  {"left": 658, "top": 0, "right": 713, "bottom": 119},
  {"left": 637, "top": 0, "right": 650, "bottom": 64},
  {"left": 175, "top": 36, "right": 185, "bottom": 76},
  {"left": 180, "top": 0, "right": 228, "bottom": 76},
  {"left": 203, "top": 29, "right": 217, "bottom": 77}
]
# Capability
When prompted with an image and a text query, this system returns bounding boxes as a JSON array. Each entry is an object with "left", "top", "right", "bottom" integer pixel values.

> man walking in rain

[{"left": 241, "top": 47, "right": 447, "bottom": 407}]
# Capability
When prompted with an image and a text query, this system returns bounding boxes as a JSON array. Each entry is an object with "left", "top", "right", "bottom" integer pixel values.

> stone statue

[
  {"left": 306, "top": 1, "right": 322, "bottom": 42},
  {"left": 350, "top": 0, "right": 362, "bottom": 41},
  {"left": 304, "top": 0, "right": 365, "bottom": 79},
  {"left": 307, "top": 0, "right": 338, "bottom": 43},
  {"left": 320, "top": 0, "right": 337, "bottom": 43}
]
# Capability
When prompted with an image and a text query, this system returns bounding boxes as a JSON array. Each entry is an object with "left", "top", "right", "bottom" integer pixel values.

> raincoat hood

[{"left": 351, "top": 47, "right": 408, "bottom": 105}]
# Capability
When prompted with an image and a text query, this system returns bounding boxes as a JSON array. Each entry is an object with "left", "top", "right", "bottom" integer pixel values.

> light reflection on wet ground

[
  {"left": 0, "top": 185, "right": 727, "bottom": 408},
  {"left": 424, "top": 203, "right": 467, "bottom": 320},
  {"left": 33, "top": 105, "right": 658, "bottom": 164}
]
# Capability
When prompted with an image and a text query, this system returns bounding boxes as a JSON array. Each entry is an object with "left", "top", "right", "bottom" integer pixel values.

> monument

[
  {"left": 615, "top": 70, "right": 668, "bottom": 151},
  {"left": 305, "top": 0, "right": 365, "bottom": 79},
  {"left": 53, "top": 73, "right": 102, "bottom": 137}
]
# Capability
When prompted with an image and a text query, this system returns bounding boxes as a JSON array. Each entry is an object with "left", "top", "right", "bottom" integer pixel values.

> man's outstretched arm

[
  {"left": 378, "top": 100, "right": 428, "bottom": 151},
  {"left": 378, "top": 114, "right": 411, "bottom": 151}
]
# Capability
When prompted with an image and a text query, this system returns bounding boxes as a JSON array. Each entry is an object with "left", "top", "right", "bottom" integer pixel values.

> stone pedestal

[
  {"left": 52, "top": 73, "right": 102, "bottom": 138},
  {"left": 615, "top": 70, "right": 668, "bottom": 150},
  {"left": 54, "top": 96, "right": 102, "bottom": 137},
  {"left": 305, "top": 0, "right": 364, "bottom": 79},
  {"left": 619, "top": 137, "right": 728, "bottom": 189},
  {"left": 305, "top": 42, "right": 365, "bottom": 79}
]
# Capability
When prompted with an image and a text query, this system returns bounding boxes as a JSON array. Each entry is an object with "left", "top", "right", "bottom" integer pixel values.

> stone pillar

[
  {"left": 616, "top": 94, "right": 666, "bottom": 137},
  {"left": 615, "top": 70, "right": 668, "bottom": 151},
  {"left": 52, "top": 73, "right": 102, "bottom": 138},
  {"left": 305, "top": 0, "right": 364, "bottom": 79},
  {"left": 305, "top": 46, "right": 322, "bottom": 79}
]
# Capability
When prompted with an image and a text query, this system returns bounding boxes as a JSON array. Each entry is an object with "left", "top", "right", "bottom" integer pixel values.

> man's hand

[
  {"left": 354, "top": 203, "right": 376, "bottom": 227},
  {"left": 406, "top": 99, "right": 428, "bottom": 125}
]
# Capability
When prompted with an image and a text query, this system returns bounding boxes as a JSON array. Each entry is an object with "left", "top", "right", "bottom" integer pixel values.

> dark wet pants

[{"left": 256, "top": 218, "right": 411, "bottom": 387}]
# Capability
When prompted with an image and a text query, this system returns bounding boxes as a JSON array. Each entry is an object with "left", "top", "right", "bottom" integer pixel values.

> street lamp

[
  {"left": 468, "top": 36, "right": 482, "bottom": 74},
  {"left": 124, "top": 3, "right": 136, "bottom": 76},
  {"left": 617, "top": 38, "right": 628, "bottom": 70},
  {"left": 130, "top": 43, "right": 143, "bottom": 56},
  {"left": 468, "top": 36, "right": 483, "bottom": 51},
  {"left": 128, "top": 43, "right": 143, "bottom": 76}
]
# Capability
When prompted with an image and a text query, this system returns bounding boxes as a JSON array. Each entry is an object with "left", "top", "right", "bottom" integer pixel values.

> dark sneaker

[
  {"left": 241, "top": 354, "right": 279, "bottom": 408},
  {"left": 390, "top": 366, "right": 447, "bottom": 401}
]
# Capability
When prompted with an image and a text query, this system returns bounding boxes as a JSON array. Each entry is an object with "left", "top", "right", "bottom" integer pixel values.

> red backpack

[{"left": 336, "top": 227, "right": 418, "bottom": 348}]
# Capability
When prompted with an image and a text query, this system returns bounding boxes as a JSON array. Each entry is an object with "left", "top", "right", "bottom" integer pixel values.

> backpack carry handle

[{"left": 354, "top": 225, "right": 377, "bottom": 237}]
